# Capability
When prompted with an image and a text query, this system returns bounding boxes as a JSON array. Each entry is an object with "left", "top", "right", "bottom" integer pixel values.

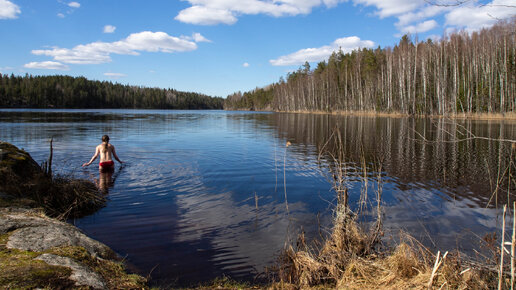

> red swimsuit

[{"left": 99, "top": 160, "right": 114, "bottom": 170}]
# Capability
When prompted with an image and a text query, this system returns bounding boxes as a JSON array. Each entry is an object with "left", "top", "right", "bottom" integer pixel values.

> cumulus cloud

[
  {"left": 352, "top": 0, "right": 424, "bottom": 18},
  {"left": 270, "top": 36, "right": 374, "bottom": 66},
  {"left": 192, "top": 32, "right": 211, "bottom": 42},
  {"left": 351, "top": 0, "right": 513, "bottom": 35},
  {"left": 174, "top": 0, "right": 513, "bottom": 36},
  {"left": 350, "top": 0, "right": 443, "bottom": 35},
  {"left": 0, "top": 0, "right": 21, "bottom": 19},
  {"left": 57, "top": 13, "right": 65, "bottom": 18},
  {"left": 175, "top": 5, "right": 237, "bottom": 25},
  {"left": 396, "top": 5, "right": 446, "bottom": 27},
  {"left": 444, "top": 0, "right": 516, "bottom": 31},
  {"left": 181, "top": 32, "right": 212, "bottom": 43},
  {"left": 398, "top": 19, "right": 439, "bottom": 35},
  {"left": 175, "top": 0, "right": 347, "bottom": 25},
  {"left": 103, "top": 25, "right": 116, "bottom": 33},
  {"left": 104, "top": 72, "right": 126, "bottom": 78},
  {"left": 243, "top": 62, "right": 250, "bottom": 67},
  {"left": 31, "top": 31, "right": 202, "bottom": 64},
  {"left": 24, "top": 61, "right": 69, "bottom": 70},
  {"left": 68, "top": 1, "right": 80, "bottom": 8}
]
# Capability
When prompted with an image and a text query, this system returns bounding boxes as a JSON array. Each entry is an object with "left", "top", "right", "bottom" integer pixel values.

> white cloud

[
  {"left": 445, "top": 0, "right": 516, "bottom": 31},
  {"left": 24, "top": 61, "right": 69, "bottom": 70},
  {"left": 175, "top": 0, "right": 347, "bottom": 25},
  {"left": 103, "top": 25, "right": 116, "bottom": 33},
  {"left": 398, "top": 19, "right": 439, "bottom": 35},
  {"left": 270, "top": 36, "right": 374, "bottom": 66},
  {"left": 243, "top": 62, "right": 250, "bottom": 67},
  {"left": 396, "top": 5, "right": 446, "bottom": 27},
  {"left": 68, "top": 1, "right": 80, "bottom": 8},
  {"left": 175, "top": 6, "right": 237, "bottom": 25},
  {"left": 350, "top": 0, "right": 514, "bottom": 36},
  {"left": 104, "top": 72, "right": 126, "bottom": 78},
  {"left": 31, "top": 31, "right": 201, "bottom": 64},
  {"left": 0, "top": 0, "right": 21, "bottom": 19},
  {"left": 352, "top": 0, "right": 424, "bottom": 18},
  {"left": 192, "top": 32, "right": 211, "bottom": 43},
  {"left": 57, "top": 13, "right": 65, "bottom": 18},
  {"left": 181, "top": 32, "right": 213, "bottom": 42}
]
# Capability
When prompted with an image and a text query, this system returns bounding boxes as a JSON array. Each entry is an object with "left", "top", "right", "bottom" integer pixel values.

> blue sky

[{"left": 0, "top": 0, "right": 514, "bottom": 97}]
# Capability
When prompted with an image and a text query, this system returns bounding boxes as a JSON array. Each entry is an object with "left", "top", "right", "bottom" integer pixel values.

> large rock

[
  {"left": 35, "top": 254, "right": 107, "bottom": 289},
  {"left": 0, "top": 141, "right": 42, "bottom": 181},
  {"left": 7, "top": 225, "right": 113, "bottom": 258},
  {"left": 0, "top": 208, "right": 49, "bottom": 234},
  {"left": 3, "top": 208, "right": 114, "bottom": 259}
]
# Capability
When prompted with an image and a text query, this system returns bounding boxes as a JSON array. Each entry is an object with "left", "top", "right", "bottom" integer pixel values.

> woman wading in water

[{"left": 82, "top": 135, "right": 124, "bottom": 171}]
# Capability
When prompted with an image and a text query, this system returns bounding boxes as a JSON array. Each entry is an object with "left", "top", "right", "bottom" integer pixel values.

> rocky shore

[{"left": 0, "top": 141, "right": 146, "bottom": 289}]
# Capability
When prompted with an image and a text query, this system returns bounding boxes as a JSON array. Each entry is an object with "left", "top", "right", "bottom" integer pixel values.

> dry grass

[
  {"left": 272, "top": 126, "right": 503, "bottom": 289},
  {"left": 276, "top": 210, "right": 499, "bottom": 289},
  {"left": 36, "top": 174, "right": 107, "bottom": 219},
  {"left": 276, "top": 189, "right": 380, "bottom": 288},
  {"left": 0, "top": 141, "right": 106, "bottom": 219},
  {"left": 1, "top": 169, "right": 106, "bottom": 219}
]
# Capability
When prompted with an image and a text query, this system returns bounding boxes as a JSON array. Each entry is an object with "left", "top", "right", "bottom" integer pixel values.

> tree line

[
  {"left": 225, "top": 19, "right": 515, "bottom": 115},
  {"left": 0, "top": 74, "right": 224, "bottom": 109}
]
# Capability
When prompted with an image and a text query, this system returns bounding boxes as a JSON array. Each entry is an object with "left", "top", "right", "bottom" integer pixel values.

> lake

[{"left": 1, "top": 109, "right": 514, "bottom": 286}]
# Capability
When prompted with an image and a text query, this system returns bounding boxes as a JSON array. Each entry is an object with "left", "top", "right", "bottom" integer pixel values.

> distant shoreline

[{"left": 226, "top": 108, "right": 516, "bottom": 121}]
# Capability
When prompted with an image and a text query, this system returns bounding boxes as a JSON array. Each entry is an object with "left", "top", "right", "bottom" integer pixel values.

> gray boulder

[
  {"left": 4, "top": 210, "right": 113, "bottom": 258},
  {"left": 36, "top": 254, "right": 107, "bottom": 289}
]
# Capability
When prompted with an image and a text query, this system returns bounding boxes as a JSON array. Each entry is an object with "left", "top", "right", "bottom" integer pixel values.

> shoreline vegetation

[
  {"left": 225, "top": 19, "right": 515, "bottom": 117},
  {"left": 254, "top": 109, "right": 516, "bottom": 121}
]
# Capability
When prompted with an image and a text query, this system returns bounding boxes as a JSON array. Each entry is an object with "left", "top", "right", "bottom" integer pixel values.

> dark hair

[{"left": 102, "top": 135, "right": 109, "bottom": 152}]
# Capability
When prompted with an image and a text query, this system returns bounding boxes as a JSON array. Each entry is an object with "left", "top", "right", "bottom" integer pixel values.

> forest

[
  {"left": 225, "top": 19, "right": 515, "bottom": 115},
  {"left": 0, "top": 74, "right": 224, "bottom": 109}
]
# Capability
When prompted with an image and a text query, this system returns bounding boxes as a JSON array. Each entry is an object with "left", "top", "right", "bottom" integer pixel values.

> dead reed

[
  {"left": 273, "top": 126, "right": 505, "bottom": 289},
  {"left": 0, "top": 140, "right": 105, "bottom": 219}
]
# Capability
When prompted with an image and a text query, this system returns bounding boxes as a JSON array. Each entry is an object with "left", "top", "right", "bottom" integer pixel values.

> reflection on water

[
  {"left": 274, "top": 113, "right": 515, "bottom": 252},
  {"left": 0, "top": 109, "right": 514, "bottom": 286}
]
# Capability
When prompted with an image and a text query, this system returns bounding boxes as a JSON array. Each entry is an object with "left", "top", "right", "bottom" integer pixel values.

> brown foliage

[{"left": 0, "top": 141, "right": 105, "bottom": 219}]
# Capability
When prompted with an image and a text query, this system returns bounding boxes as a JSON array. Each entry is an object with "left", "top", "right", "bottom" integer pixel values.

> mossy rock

[
  {"left": 0, "top": 233, "right": 75, "bottom": 289},
  {"left": 0, "top": 141, "right": 42, "bottom": 181},
  {"left": 0, "top": 210, "right": 148, "bottom": 289},
  {"left": 0, "top": 142, "right": 104, "bottom": 218}
]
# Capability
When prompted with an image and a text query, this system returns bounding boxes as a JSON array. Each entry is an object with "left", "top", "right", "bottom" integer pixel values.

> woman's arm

[
  {"left": 82, "top": 146, "right": 99, "bottom": 167},
  {"left": 112, "top": 145, "right": 123, "bottom": 164}
]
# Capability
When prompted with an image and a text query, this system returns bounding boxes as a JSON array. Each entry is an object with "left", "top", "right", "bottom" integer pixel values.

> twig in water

[
  {"left": 48, "top": 137, "right": 53, "bottom": 177},
  {"left": 284, "top": 141, "right": 291, "bottom": 214},
  {"left": 500, "top": 204, "right": 507, "bottom": 290}
]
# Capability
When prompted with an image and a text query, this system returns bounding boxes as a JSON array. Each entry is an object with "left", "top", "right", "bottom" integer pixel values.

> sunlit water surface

[{"left": 1, "top": 109, "right": 514, "bottom": 286}]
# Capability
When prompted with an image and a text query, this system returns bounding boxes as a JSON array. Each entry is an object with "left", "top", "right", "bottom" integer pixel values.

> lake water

[{"left": 1, "top": 109, "right": 515, "bottom": 286}]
